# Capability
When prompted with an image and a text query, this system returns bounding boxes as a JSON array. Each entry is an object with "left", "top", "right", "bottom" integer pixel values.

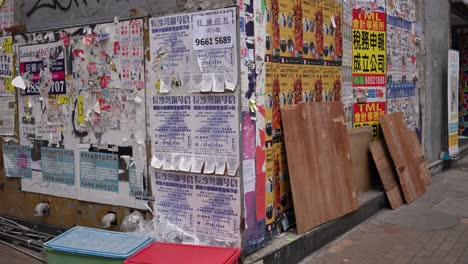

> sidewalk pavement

[
  {"left": 0, "top": 243, "right": 43, "bottom": 264},
  {"left": 303, "top": 154, "right": 468, "bottom": 264}
]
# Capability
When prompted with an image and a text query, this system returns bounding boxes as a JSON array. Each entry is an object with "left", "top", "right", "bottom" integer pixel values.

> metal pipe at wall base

[
  {"left": 0, "top": 240, "right": 46, "bottom": 263},
  {"left": 0, "top": 230, "right": 44, "bottom": 252}
]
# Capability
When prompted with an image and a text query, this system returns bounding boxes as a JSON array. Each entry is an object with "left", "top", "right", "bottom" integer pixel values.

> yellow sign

[
  {"left": 77, "top": 96, "right": 85, "bottom": 124},
  {"left": 449, "top": 133, "right": 458, "bottom": 148},
  {"left": 2, "top": 37, "right": 12, "bottom": 54},
  {"left": 352, "top": 10, "right": 386, "bottom": 87},
  {"left": 49, "top": 95, "right": 70, "bottom": 105},
  {"left": 353, "top": 121, "right": 383, "bottom": 140}
]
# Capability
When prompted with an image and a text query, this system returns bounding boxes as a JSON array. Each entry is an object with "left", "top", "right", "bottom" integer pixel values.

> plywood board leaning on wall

[
  {"left": 369, "top": 140, "right": 403, "bottom": 209},
  {"left": 282, "top": 102, "right": 358, "bottom": 235},
  {"left": 408, "top": 130, "right": 432, "bottom": 186},
  {"left": 348, "top": 126, "right": 373, "bottom": 193},
  {"left": 380, "top": 112, "right": 426, "bottom": 204}
]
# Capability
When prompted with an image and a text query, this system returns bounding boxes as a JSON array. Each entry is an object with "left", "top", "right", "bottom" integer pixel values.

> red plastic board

[{"left": 124, "top": 242, "right": 241, "bottom": 264}]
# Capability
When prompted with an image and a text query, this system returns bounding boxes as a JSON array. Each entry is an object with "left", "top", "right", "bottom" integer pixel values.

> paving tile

[
  {"left": 432, "top": 231, "right": 449, "bottom": 244},
  {"left": 416, "top": 249, "right": 433, "bottom": 257},
  {"left": 440, "top": 239, "right": 457, "bottom": 251},
  {"left": 304, "top": 157, "right": 468, "bottom": 264},
  {"left": 424, "top": 242, "right": 440, "bottom": 252},
  {"left": 442, "top": 255, "right": 458, "bottom": 264},
  {"left": 393, "top": 255, "right": 412, "bottom": 264}
]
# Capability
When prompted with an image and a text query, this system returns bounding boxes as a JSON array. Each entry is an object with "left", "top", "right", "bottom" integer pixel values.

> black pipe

[{"left": 0, "top": 230, "right": 44, "bottom": 252}]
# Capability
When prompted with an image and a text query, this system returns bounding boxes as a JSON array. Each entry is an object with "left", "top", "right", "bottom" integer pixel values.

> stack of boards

[
  {"left": 371, "top": 112, "right": 431, "bottom": 208},
  {"left": 282, "top": 103, "right": 430, "bottom": 235}
]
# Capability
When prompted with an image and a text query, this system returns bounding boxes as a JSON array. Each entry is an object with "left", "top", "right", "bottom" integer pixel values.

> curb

[
  {"left": 245, "top": 144, "right": 468, "bottom": 264},
  {"left": 245, "top": 192, "right": 387, "bottom": 264}
]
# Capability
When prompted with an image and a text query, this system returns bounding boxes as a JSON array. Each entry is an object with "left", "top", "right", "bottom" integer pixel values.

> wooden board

[
  {"left": 370, "top": 140, "right": 398, "bottom": 191},
  {"left": 348, "top": 126, "right": 373, "bottom": 193},
  {"left": 386, "top": 185, "right": 404, "bottom": 209},
  {"left": 380, "top": 112, "right": 426, "bottom": 203},
  {"left": 282, "top": 102, "right": 358, "bottom": 235},
  {"left": 408, "top": 130, "right": 432, "bottom": 185},
  {"left": 370, "top": 140, "right": 404, "bottom": 210}
]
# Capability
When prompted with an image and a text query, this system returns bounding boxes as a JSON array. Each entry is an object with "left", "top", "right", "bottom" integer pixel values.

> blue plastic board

[{"left": 44, "top": 226, "right": 153, "bottom": 259}]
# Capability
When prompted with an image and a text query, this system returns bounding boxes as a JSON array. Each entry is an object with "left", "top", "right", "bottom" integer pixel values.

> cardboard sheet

[
  {"left": 282, "top": 102, "right": 357, "bottom": 234},
  {"left": 380, "top": 112, "right": 426, "bottom": 203}
]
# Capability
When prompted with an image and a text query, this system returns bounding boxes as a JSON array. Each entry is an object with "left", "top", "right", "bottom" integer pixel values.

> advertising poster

[
  {"left": 352, "top": 9, "right": 386, "bottom": 138},
  {"left": 2, "top": 145, "right": 32, "bottom": 178},
  {"left": 323, "top": 0, "right": 343, "bottom": 63},
  {"left": 302, "top": 64, "right": 322, "bottom": 102},
  {"left": 352, "top": 9, "right": 386, "bottom": 89},
  {"left": 150, "top": 94, "right": 239, "bottom": 176},
  {"left": 354, "top": 0, "right": 386, "bottom": 10},
  {"left": 71, "top": 19, "right": 145, "bottom": 133},
  {"left": 0, "top": 96, "right": 15, "bottom": 135},
  {"left": 41, "top": 148, "right": 74, "bottom": 186},
  {"left": 192, "top": 94, "right": 238, "bottom": 175},
  {"left": 0, "top": 0, "right": 13, "bottom": 30},
  {"left": 321, "top": 65, "right": 342, "bottom": 101},
  {"left": 0, "top": 36, "right": 13, "bottom": 94},
  {"left": 265, "top": 0, "right": 274, "bottom": 57},
  {"left": 282, "top": 64, "right": 303, "bottom": 105},
  {"left": 265, "top": 61, "right": 281, "bottom": 143},
  {"left": 265, "top": 144, "right": 275, "bottom": 225},
  {"left": 80, "top": 152, "right": 119, "bottom": 193},
  {"left": 275, "top": 141, "right": 291, "bottom": 214},
  {"left": 129, "top": 167, "right": 143, "bottom": 197},
  {"left": 386, "top": 14, "right": 418, "bottom": 131},
  {"left": 448, "top": 50, "right": 459, "bottom": 156},
  {"left": 302, "top": 0, "right": 324, "bottom": 61},
  {"left": 460, "top": 34, "right": 468, "bottom": 136},
  {"left": 15, "top": 21, "right": 149, "bottom": 209},
  {"left": 387, "top": 82, "right": 416, "bottom": 130},
  {"left": 278, "top": 0, "right": 298, "bottom": 58},
  {"left": 0, "top": 37, "right": 16, "bottom": 136},
  {"left": 19, "top": 41, "right": 66, "bottom": 96},
  {"left": 149, "top": 8, "right": 238, "bottom": 94},
  {"left": 153, "top": 171, "right": 241, "bottom": 247},
  {"left": 342, "top": 0, "right": 354, "bottom": 128},
  {"left": 353, "top": 102, "right": 386, "bottom": 140},
  {"left": 18, "top": 41, "right": 68, "bottom": 150}
]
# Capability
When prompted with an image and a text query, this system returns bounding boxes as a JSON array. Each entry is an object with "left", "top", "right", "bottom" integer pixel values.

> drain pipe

[
  {"left": 33, "top": 202, "right": 50, "bottom": 217},
  {"left": 100, "top": 213, "right": 117, "bottom": 229},
  {"left": 120, "top": 211, "right": 144, "bottom": 233}
]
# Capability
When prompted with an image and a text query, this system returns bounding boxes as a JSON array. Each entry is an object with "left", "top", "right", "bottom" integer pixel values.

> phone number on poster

[
  {"left": 354, "top": 76, "right": 385, "bottom": 86},
  {"left": 195, "top": 36, "right": 232, "bottom": 47}
]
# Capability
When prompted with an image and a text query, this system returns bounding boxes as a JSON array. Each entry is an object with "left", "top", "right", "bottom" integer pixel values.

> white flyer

[
  {"left": 149, "top": 7, "right": 238, "bottom": 94},
  {"left": 0, "top": 95, "right": 15, "bottom": 135},
  {"left": 150, "top": 94, "right": 240, "bottom": 176},
  {"left": 192, "top": 8, "right": 236, "bottom": 50},
  {"left": 153, "top": 171, "right": 241, "bottom": 247}
]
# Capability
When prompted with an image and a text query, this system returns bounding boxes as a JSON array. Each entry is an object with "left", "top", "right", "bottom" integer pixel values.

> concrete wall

[
  {"left": 423, "top": 0, "right": 451, "bottom": 161},
  {"left": 0, "top": 0, "right": 237, "bottom": 230},
  {"left": 20, "top": 0, "right": 235, "bottom": 32}
]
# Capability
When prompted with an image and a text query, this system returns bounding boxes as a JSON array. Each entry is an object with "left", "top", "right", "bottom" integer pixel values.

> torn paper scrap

[{"left": 12, "top": 76, "right": 26, "bottom": 89}]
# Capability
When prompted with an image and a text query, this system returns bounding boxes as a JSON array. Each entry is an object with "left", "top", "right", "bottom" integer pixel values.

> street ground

[
  {"left": 302, "top": 154, "right": 468, "bottom": 264},
  {"left": 2, "top": 155, "right": 468, "bottom": 264},
  {"left": 0, "top": 243, "right": 44, "bottom": 264}
]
